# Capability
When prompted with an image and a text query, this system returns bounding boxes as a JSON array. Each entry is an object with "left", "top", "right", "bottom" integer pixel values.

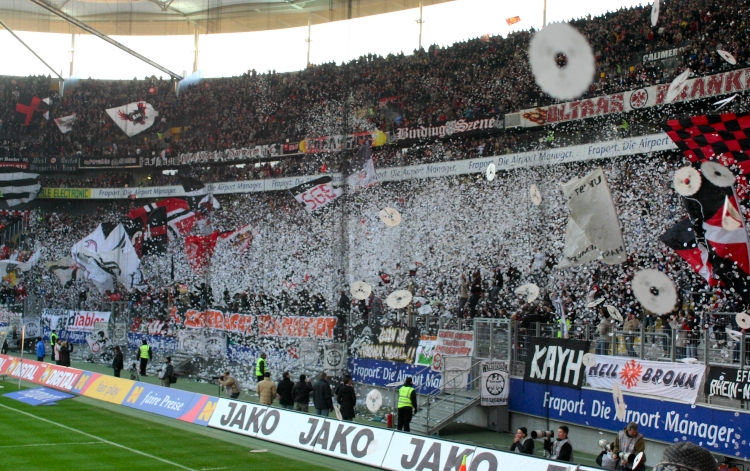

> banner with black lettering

[
  {"left": 481, "top": 361, "right": 509, "bottom": 406},
  {"left": 523, "top": 337, "right": 590, "bottom": 389},
  {"left": 587, "top": 355, "right": 705, "bottom": 404},
  {"left": 705, "top": 366, "right": 750, "bottom": 402}
]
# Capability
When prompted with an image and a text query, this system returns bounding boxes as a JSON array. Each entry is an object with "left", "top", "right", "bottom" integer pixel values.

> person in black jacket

[
  {"left": 313, "top": 372, "right": 333, "bottom": 416},
  {"left": 293, "top": 374, "right": 313, "bottom": 412},
  {"left": 112, "top": 346, "right": 124, "bottom": 377},
  {"left": 59, "top": 341, "right": 73, "bottom": 367},
  {"left": 276, "top": 371, "right": 295, "bottom": 409},
  {"left": 510, "top": 427, "right": 534, "bottom": 455},
  {"left": 337, "top": 377, "right": 356, "bottom": 421}
]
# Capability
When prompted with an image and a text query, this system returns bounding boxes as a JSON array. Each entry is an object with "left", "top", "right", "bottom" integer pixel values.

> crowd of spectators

[{"left": 1, "top": 0, "right": 748, "bottom": 174}]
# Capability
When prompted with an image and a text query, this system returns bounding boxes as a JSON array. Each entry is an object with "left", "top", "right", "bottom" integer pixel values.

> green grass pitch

[{"left": 0, "top": 386, "right": 334, "bottom": 471}]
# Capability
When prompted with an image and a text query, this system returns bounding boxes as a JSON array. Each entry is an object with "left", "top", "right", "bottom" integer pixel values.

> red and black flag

[
  {"left": 15, "top": 95, "right": 50, "bottom": 126},
  {"left": 661, "top": 112, "right": 750, "bottom": 198},
  {"left": 660, "top": 217, "right": 718, "bottom": 286}
]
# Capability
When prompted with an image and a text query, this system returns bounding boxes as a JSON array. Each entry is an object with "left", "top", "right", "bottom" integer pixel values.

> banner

[
  {"left": 512, "top": 66, "right": 750, "bottom": 127},
  {"left": 43, "top": 133, "right": 677, "bottom": 200},
  {"left": 349, "top": 325, "right": 420, "bottom": 363},
  {"left": 28, "top": 156, "right": 79, "bottom": 173},
  {"left": 23, "top": 317, "right": 41, "bottom": 339},
  {"left": 79, "top": 157, "right": 142, "bottom": 169},
  {"left": 414, "top": 335, "right": 437, "bottom": 367},
  {"left": 559, "top": 167, "right": 626, "bottom": 267},
  {"left": 587, "top": 355, "right": 705, "bottom": 404},
  {"left": 443, "top": 356, "right": 471, "bottom": 390},
  {"left": 112, "top": 322, "right": 128, "bottom": 345},
  {"left": 705, "top": 366, "right": 750, "bottom": 402},
  {"left": 289, "top": 176, "right": 342, "bottom": 213},
  {"left": 481, "top": 361, "right": 510, "bottom": 406},
  {"left": 523, "top": 337, "right": 590, "bottom": 389},
  {"left": 323, "top": 343, "right": 346, "bottom": 373},
  {"left": 144, "top": 143, "right": 281, "bottom": 168},
  {"left": 348, "top": 357, "right": 442, "bottom": 395},
  {"left": 42, "top": 309, "right": 112, "bottom": 344},
  {"left": 435, "top": 330, "right": 475, "bottom": 357},
  {"left": 38, "top": 188, "right": 92, "bottom": 199},
  {"left": 393, "top": 116, "right": 502, "bottom": 142},
  {"left": 510, "top": 378, "right": 750, "bottom": 461}
]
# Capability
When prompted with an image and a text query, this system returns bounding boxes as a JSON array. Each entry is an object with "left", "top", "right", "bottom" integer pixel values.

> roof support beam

[{"left": 28, "top": 0, "right": 183, "bottom": 80}]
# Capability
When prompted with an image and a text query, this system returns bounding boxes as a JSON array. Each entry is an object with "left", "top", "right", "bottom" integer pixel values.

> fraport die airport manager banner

[{"left": 509, "top": 378, "right": 750, "bottom": 460}]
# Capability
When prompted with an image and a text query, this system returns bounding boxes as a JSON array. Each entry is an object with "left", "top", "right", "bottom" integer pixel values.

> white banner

[
  {"left": 443, "top": 356, "right": 471, "bottom": 390},
  {"left": 513, "top": 66, "right": 750, "bottom": 127},
  {"left": 586, "top": 355, "right": 706, "bottom": 404},
  {"left": 42, "top": 310, "right": 111, "bottom": 333},
  {"left": 35, "top": 133, "right": 676, "bottom": 200},
  {"left": 561, "top": 167, "right": 626, "bottom": 266},
  {"left": 481, "top": 361, "right": 510, "bottom": 406},
  {"left": 23, "top": 317, "right": 41, "bottom": 339},
  {"left": 323, "top": 343, "right": 346, "bottom": 373},
  {"left": 435, "top": 330, "right": 474, "bottom": 357},
  {"left": 112, "top": 322, "right": 127, "bottom": 345}
]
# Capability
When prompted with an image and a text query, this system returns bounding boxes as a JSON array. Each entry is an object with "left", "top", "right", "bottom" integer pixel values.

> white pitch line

[
  {"left": 0, "top": 403, "right": 198, "bottom": 471},
  {"left": 0, "top": 441, "right": 104, "bottom": 449},
  {"left": 201, "top": 467, "right": 228, "bottom": 470}
]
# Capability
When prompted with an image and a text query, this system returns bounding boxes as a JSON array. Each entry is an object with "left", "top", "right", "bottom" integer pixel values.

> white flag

[
  {"left": 54, "top": 113, "right": 76, "bottom": 133},
  {"left": 105, "top": 102, "right": 158, "bottom": 137},
  {"left": 72, "top": 224, "right": 144, "bottom": 292},
  {"left": 556, "top": 217, "right": 601, "bottom": 268},
  {"left": 560, "top": 167, "right": 626, "bottom": 266}
]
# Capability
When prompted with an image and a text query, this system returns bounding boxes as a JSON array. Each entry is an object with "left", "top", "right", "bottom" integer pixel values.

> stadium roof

[{"left": 1, "top": 0, "right": 453, "bottom": 35}]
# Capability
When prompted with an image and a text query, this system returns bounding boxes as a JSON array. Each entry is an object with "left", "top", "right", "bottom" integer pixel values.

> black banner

[
  {"left": 349, "top": 324, "right": 420, "bottom": 364},
  {"left": 28, "top": 156, "right": 79, "bottom": 173},
  {"left": 705, "top": 366, "right": 750, "bottom": 401},
  {"left": 79, "top": 156, "right": 142, "bottom": 169},
  {"left": 523, "top": 337, "right": 591, "bottom": 389},
  {"left": 142, "top": 144, "right": 282, "bottom": 168}
]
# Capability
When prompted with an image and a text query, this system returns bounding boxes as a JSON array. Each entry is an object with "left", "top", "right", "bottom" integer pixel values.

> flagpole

[{"left": 18, "top": 325, "right": 25, "bottom": 390}]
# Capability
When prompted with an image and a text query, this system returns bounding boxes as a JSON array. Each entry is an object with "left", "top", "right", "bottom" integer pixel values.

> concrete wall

[{"left": 509, "top": 412, "right": 668, "bottom": 466}]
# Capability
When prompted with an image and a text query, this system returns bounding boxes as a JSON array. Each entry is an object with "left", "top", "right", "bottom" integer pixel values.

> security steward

[
  {"left": 256, "top": 352, "right": 267, "bottom": 382},
  {"left": 139, "top": 339, "right": 152, "bottom": 376},
  {"left": 50, "top": 329, "right": 58, "bottom": 351},
  {"left": 397, "top": 377, "right": 418, "bottom": 432}
]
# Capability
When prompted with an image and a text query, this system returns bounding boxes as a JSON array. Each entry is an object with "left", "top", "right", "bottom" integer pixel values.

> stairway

[
  {"left": 410, "top": 389, "right": 482, "bottom": 435},
  {"left": 170, "top": 352, "right": 195, "bottom": 376}
]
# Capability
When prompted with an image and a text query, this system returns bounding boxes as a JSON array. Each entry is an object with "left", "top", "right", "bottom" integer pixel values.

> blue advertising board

[
  {"left": 348, "top": 357, "right": 442, "bottom": 395},
  {"left": 4, "top": 387, "right": 74, "bottom": 406},
  {"left": 509, "top": 378, "right": 750, "bottom": 460},
  {"left": 121, "top": 381, "right": 201, "bottom": 420}
]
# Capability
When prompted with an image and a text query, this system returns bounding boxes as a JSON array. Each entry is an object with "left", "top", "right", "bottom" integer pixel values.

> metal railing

[{"left": 421, "top": 357, "right": 483, "bottom": 435}]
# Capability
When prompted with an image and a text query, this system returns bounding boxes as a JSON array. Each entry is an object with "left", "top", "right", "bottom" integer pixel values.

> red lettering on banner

[
  {"left": 707, "top": 74, "right": 724, "bottom": 95},
  {"left": 547, "top": 106, "right": 559, "bottom": 123},
  {"left": 610, "top": 94, "right": 624, "bottom": 113},
  {"left": 580, "top": 100, "right": 595, "bottom": 118},
  {"left": 725, "top": 70, "right": 744, "bottom": 93},
  {"left": 570, "top": 102, "right": 580, "bottom": 120},
  {"left": 595, "top": 97, "right": 609, "bottom": 114},
  {"left": 184, "top": 309, "right": 204, "bottom": 328},
  {"left": 691, "top": 77, "right": 705, "bottom": 98},
  {"left": 256, "top": 316, "right": 336, "bottom": 339}
]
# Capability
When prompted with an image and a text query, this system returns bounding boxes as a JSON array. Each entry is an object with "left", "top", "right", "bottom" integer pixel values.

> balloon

[
  {"left": 372, "top": 130, "right": 387, "bottom": 147},
  {"left": 299, "top": 139, "right": 307, "bottom": 153}
]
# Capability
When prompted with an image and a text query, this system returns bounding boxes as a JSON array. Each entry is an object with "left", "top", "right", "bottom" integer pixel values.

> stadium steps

[{"left": 410, "top": 389, "right": 481, "bottom": 435}]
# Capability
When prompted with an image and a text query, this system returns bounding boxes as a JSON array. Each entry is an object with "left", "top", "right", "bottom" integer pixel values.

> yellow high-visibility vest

[
  {"left": 255, "top": 357, "right": 266, "bottom": 376},
  {"left": 398, "top": 386, "right": 415, "bottom": 409}
]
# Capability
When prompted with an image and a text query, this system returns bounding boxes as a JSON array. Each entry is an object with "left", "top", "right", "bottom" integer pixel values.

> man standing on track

[
  {"left": 397, "top": 377, "right": 418, "bottom": 432},
  {"left": 255, "top": 352, "right": 267, "bottom": 382},
  {"left": 139, "top": 339, "right": 152, "bottom": 376}
]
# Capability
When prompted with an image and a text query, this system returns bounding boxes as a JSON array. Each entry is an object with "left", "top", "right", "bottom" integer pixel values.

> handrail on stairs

[{"left": 421, "top": 357, "right": 484, "bottom": 435}]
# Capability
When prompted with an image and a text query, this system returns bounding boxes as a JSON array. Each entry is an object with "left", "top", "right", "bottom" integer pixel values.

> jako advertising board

[{"left": 510, "top": 378, "right": 750, "bottom": 460}]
